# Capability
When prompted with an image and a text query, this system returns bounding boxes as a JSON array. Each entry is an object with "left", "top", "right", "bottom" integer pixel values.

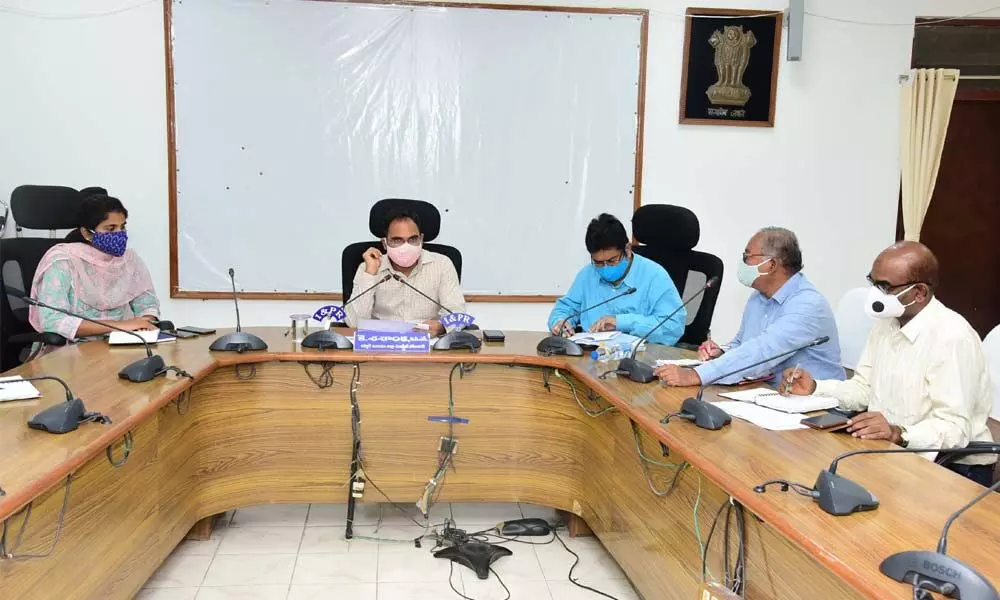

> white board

[{"left": 172, "top": 0, "right": 642, "bottom": 296}]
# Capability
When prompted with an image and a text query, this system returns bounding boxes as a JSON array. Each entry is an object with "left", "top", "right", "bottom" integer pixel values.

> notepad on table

[
  {"left": 0, "top": 376, "right": 42, "bottom": 402},
  {"left": 108, "top": 330, "right": 176, "bottom": 345},
  {"left": 712, "top": 401, "right": 808, "bottom": 431},
  {"left": 716, "top": 387, "right": 837, "bottom": 414}
]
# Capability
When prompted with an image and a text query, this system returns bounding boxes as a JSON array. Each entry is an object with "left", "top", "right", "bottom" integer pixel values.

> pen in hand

[{"left": 781, "top": 363, "right": 801, "bottom": 395}]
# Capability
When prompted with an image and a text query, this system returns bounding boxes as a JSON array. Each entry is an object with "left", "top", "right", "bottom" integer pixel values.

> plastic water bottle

[{"left": 590, "top": 342, "right": 631, "bottom": 362}]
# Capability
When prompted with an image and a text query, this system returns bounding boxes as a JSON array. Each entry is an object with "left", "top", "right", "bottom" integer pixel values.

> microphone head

[
  {"left": 706, "top": 276, "right": 720, "bottom": 288},
  {"left": 228, "top": 268, "right": 235, "bottom": 278},
  {"left": 625, "top": 287, "right": 637, "bottom": 295},
  {"left": 812, "top": 335, "right": 830, "bottom": 346}
]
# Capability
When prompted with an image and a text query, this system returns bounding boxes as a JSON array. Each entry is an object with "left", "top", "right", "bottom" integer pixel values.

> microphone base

[
  {"left": 435, "top": 331, "right": 482, "bottom": 351},
  {"left": 880, "top": 550, "right": 996, "bottom": 599},
  {"left": 813, "top": 470, "right": 880, "bottom": 516},
  {"left": 678, "top": 396, "right": 732, "bottom": 430},
  {"left": 617, "top": 357, "right": 657, "bottom": 383},
  {"left": 301, "top": 330, "right": 353, "bottom": 350},
  {"left": 536, "top": 335, "right": 583, "bottom": 357},
  {"left": 28, "top": 398, "right": 86, "bottom": 434},
  {"left": 210, "top": 331, "right": 269, "bottom": 353},
  {"left": 119, "top": 355, "right": 167, "bottom": 383}
]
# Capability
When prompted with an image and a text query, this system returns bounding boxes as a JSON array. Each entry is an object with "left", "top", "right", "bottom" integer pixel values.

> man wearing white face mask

[
  {"left": 783, "top": 241, "right": 996, "bottom": 487},
  {"left": 656, "top": 227, "right": 843, "bottom": 386},
  {"left": 345, "top": 208, "right": 466, "bottom": 336}
]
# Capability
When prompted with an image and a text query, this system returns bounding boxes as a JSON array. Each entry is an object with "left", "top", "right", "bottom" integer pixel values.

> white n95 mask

[{"left": 864, "top": 284, "right": 915, "bottom": 319}]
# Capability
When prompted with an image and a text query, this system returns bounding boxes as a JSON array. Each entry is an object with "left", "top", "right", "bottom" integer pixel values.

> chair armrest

[
  {"left": 8, "top": 332, "right": 68, "bottom": 347},
  {"left": 934, "top": 441, "right": 1000, "bottom": 467}
]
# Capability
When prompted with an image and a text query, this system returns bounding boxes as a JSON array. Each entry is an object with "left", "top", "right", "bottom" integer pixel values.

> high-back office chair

[
  {"left": 341, "top": 199, "right": 463, "bottom": 301},
  {"left": 835, "top": 287, "right": 875, "bottom": 372},
  {"left": 631, "top": 204, "right": 723, "bottom": 346},
  {"left": 0, "top": 185, "right": 90, "bottom": 369}
]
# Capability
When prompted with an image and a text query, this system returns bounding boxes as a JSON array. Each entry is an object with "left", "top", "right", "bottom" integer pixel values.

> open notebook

[
  {"left": 716, "top": 387, "right": 837, "bottom": 414},
  {"left": 0, "top": 376, "right": 42, "bottom": 402}
]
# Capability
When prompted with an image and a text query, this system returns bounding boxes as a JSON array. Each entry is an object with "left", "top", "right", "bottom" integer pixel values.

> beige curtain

[{"left": 899, "top": 68, "right": 960, "bottom": 241}]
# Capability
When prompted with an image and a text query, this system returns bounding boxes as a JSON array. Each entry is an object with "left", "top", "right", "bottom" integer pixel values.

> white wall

[{"left": 2, "top": 0, "right": 997, "bottom": 337}]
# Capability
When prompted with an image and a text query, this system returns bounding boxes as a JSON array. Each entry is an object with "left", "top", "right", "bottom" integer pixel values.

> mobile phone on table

[
  {"left": 172, "top": 329, "right": 199, "bottom": 339},
  {"left": 177, "top": 326, "right": 216, "bottom": 335},
  {"left": 801, "top": 412, "right": 850, "bottom": 431},
  {"left": 482, "top": 330, "right": 505, "bottom": 343}
]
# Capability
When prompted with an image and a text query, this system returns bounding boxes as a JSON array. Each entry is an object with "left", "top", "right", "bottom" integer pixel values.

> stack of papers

[
  {"left": 654, "top": 358, "right": 702, "bottom": 367},
  {"left": 717, "top": 388, "right": 837, "bottom": 414},
  {"left": 712, "top": 401, "right": 807, "bottom": 431},
  {"left": 108, "top": 330, "right": 176, "bottom": 345},
  {"left": 568, "top": 331, "right": 645, "bottom": 351},
  {"left": 0, "top": 376, "right": 42, "bottom": 403}
]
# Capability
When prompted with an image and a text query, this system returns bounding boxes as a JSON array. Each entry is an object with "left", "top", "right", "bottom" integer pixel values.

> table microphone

[
  {"left": 617, "top": 276, "right": 719, "bottom": 382},
  {"left": 22, "top": 374, "right": 109, "bottom": 434},
  {"left": 535, "top": 286, "right": 637, "bottom": 357},
  {"left": 881, "top": 476, "right": 1000, "bottom": 600},
  {"left": 388, "top": 273, "right": 481, "bottom": 351},
  {"left": 209, "top": 268, "right": 268, "bottom": 352},
  {"left": 662, "top": 335, "right": 830, "bottom": 431},
  {"left": 302, "top": 273, "right": 393, "bottom": 350},
  {"left": 11, "top": 288, "right": 169, "bottom": 383}
]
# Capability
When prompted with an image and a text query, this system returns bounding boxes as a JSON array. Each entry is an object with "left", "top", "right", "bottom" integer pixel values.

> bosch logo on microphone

[{"left": 923, "top": 560, "right": 961, "bottom": 580}]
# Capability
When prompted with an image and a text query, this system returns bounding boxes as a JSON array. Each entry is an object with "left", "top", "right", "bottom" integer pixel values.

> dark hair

[
  {"left": 758, "top": 226, "right": 803, "bottom": 274},
  {"left": 585, "top": 213, "right": 628, "bottom": 254},
  {"left": 383, "top": 207, "right": 421, "bottom": 234},
  {"left": 64, "top": 195, "right": 128, "bottom": 244}
]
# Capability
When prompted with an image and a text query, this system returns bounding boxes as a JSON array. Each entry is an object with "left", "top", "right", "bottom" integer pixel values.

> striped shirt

[
  {"left": 816, "top": 298, "right": 995, "bottom": 465},
  {"left": 345, "top": 250, "right": 466, "bottom": 326}
]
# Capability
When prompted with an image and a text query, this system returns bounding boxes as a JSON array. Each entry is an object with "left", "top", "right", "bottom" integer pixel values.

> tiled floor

[{"left": 137, "top": 503, "right": 640, "bottom": 600}]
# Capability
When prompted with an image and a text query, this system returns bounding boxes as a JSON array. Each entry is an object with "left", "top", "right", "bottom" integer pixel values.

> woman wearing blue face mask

[
  {"left": 546, "top": 213, "right": 686, "bottom": 345},
  {"left": 28, "top": 194, "right": 160, "bottom": 341}
]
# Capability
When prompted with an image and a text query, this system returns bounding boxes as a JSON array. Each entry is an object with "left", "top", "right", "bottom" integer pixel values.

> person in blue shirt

[
  {"left": 547, "top": 213, "right": 686, "bottom": 346},
  {"left": 655, "top": 226, "right": 845, "bottom": 386}
]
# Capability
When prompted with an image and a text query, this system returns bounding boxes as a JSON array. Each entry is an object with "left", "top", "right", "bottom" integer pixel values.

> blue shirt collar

[{"left": 769, "top": 272, "right": 804, "bottom": 305}]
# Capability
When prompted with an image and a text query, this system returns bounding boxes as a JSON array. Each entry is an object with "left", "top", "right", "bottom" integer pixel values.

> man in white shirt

[
  {"left": 783, "top": 241, "right": 996, "bottom": 486},
  {"left": 345, "top": 208, "right": 466, "bottom": 336}
]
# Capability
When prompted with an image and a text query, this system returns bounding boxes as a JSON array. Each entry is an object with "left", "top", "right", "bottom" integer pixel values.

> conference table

[{"left": 0, "top": 329, "right": 997, "bottom": 600}]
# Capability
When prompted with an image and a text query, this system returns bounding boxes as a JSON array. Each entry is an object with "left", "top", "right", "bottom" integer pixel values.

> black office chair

[
  {"left": 341, "top": 199, "right": 463, "bottom": 301},
  {"left": 0, "top": 185, "right": 97, "bottom": 369},
  {"left": 631, "top": 204, "right": 723, "bottom": 346}
]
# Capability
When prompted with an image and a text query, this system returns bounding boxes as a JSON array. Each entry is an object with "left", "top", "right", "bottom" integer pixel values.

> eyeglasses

[
  {"left": 592, "top": 251, "right": 626, "bottom": 268},
  {"left": 741, "top": 251, "right": 771, "bottom": 264},
  {"left": 385, "top": 235, "right": 422, "bottom": 248},
  {"left": 866, "top": 274, "right": 925, "bottom": 294}
]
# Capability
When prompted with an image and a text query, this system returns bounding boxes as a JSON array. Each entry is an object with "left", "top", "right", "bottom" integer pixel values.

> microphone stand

[
  {"left": 302, "top": 274, "right": 393, "bottom": 350},
  {"left": 616, "top": 276, "right": 719, "bottom": 383},
  {"left": 536, "top": 287, "right": 638, "bottom": 357},
  {"left": 210, "top": 268, "right": 268, "bottom": 352},
  {"left": 21, "top": 374, "right": 110, "bottom": 434},
  {"left": 18, "top": 293, "right": 174, "bottom": 383},
  {"left": 389, "top": 273, "right": 481, "bottom": 351}
]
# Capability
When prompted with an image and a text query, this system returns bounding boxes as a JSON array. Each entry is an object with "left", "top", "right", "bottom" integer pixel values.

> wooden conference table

[{"left": 0, "top": 330, "right": 998, "bottom": 600}]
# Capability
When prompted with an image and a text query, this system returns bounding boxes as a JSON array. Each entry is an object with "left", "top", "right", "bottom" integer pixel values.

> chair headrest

[
  {"left": 10, "top": 185, "right": 86, "bottom": 231},
  {"left": 632, "top": 204, "right": 700, "bottom": 251},
  {"left": 368, "top": 198, "right": 441, "bottom": 242}
]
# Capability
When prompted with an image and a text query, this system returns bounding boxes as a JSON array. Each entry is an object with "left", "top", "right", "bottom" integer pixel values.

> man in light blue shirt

[
  {"left": 655, "top": 227, "right": 844, "bottom": 386},
  {"left": 547, "top": 213, "right": 686, "bottom": 346}
]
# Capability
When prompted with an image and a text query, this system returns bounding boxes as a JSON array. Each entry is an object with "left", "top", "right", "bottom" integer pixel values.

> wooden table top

[{"left": 1, "top": 329, "right": 997, "bottom": 599}]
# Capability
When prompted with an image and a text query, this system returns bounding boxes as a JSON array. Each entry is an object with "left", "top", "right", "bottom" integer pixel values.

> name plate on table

[{"left": 354, "top": 330, "right": 431, "bottom": 353}]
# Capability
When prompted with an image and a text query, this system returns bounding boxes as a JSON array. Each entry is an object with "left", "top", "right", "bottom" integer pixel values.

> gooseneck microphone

[
  {"left": 389, "top": 273, "right": 481, "bottom": 351},
  {"left": 21, "top": 374, "right": 109, "bottom": 434},
  {"left": 616, "top": 276, "right": 719, "bottom": 383},
  {"left": 209, "top": 268, "right": 268, "bottom": 352},
  {"left": 302, "top": 274, "right": 393, "bottom": 350},
  {"left": 879, "top": 461, "right": 1000, "bottom": 600},
  {"left": 14, "top": 289, "right": 168, "bottom": 383},
  {"left": 536, "top": 286, "right": 637, "bottom": 357}
]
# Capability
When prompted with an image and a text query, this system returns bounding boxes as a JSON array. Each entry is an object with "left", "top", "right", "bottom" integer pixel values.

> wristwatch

[{"left": 898, "top": 425, "right": 909, "bottom": 448}]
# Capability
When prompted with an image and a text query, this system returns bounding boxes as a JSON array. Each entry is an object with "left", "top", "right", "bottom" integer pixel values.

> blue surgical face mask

[
  {"left": 90, "top": 230, "right": 128, "bottom": 257},
  {"left": 736, "top": 257, "right": 772, "bottom": 288},
  {"left": 596, "top": 257, "right": 630, "bottom": 283}
]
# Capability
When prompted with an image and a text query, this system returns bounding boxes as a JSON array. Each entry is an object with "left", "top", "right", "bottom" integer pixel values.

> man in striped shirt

[{"left": 783, "top": 242, "right": 995, "bottom": 486}]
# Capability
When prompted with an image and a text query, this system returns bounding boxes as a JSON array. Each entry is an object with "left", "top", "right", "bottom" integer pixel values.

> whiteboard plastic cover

[{"left": 172, "top": 0, "right": 642, "bottom": 296}]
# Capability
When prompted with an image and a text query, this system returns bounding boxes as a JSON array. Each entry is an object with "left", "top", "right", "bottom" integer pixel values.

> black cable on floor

[
  {"left": 553, "top": 529, "right": 621, "bottom": 600},
  {"left": 447, "top": 561, "right": 511, "bottom": 600}
]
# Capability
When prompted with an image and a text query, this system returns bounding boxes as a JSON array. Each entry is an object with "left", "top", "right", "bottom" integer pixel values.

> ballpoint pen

[{"left": 783, "top": 363, "right": 801, "bottom": 395}]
